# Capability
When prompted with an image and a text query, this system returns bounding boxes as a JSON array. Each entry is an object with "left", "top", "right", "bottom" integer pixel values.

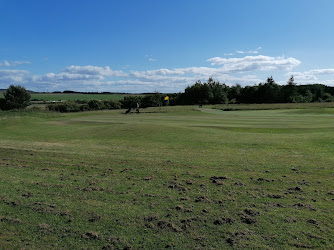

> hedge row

[
  {"left": 47, "top": 100, "right": 121, "bottom": 112},
  {"left": 46, "top": 93, "right": 169, "bottom": 112}
]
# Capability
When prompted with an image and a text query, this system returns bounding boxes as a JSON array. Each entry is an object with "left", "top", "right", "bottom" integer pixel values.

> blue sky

[{"left": 1, "top": 0, "right": 334, "bottom": 93}]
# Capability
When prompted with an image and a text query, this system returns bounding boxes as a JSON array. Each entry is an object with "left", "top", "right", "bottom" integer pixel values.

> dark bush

[
  {"left": 120, "top": 96, "right": 143, "bottom": 109},
  {"left": 103, "top": 100, "right": 121, "bottom": 109},
  {"left": 87, "top": 100, "right": 105, "bottom": 110},
  {"left": 80, "top": 104, "right": 89, "bottom": 111},
  {"left": 47, "top": 101, "right": 81, "bottom": 112},
  {"left": 4, "top": 85, "right": 31, "bottom": 109},
  {"left": 0, "top": 98, "right": 8, "bottom": 110},
  {"left": 141, "top": 93, "right": 163, "bottom": 108}
]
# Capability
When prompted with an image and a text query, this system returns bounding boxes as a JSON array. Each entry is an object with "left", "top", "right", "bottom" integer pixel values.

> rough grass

[
  {"left": 0, "top": 106, "right": 333, "bottom": 249},
  {"left": 214, "top": 102, "right": 334, "bottom": 110}
]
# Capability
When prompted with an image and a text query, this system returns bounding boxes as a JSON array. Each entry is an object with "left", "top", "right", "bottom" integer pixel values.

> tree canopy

[
  {"left": 168, "top": 76, "right": 334, "bottom": 105},
  {"left": 3, "top": 85, "right": 31, "bottom": 110}
]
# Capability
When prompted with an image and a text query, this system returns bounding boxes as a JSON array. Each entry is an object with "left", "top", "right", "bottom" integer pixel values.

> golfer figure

[{"left": 136, "top": 102, "right": 140, "bottom": 113}]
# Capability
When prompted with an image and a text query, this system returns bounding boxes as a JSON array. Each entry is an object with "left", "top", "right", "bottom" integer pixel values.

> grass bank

[{"left": 0, "top": 106, "right": 333, "bottom": 249}]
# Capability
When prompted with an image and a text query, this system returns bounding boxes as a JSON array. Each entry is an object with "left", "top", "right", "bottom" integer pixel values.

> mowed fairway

[{"left": 0, "top": 106, "right": 334, "bottom": 249}]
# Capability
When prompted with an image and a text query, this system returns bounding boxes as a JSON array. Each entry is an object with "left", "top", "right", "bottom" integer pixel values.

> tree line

[
  {"left": 1, "top": 77, "right": 334, "bottom": 112},
  {"left": 114, "top": 76, "right": 334, "bottom": 107},
  {"left": 167, "top": 76, "right": 334, "bottom": 105}
]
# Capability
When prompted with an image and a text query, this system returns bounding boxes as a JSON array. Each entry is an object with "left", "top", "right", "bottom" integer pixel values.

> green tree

[
  {"left": 0, "top": 98, "right": 7, "bottom": 110},
  {"left": 282, "top": 75, "right": 298, "bottom": 102},
  {"left": 228, "top": 84, "right": 242, "bottom": 103},
  {"left": 88, "top": 100, "right": 105, "bottom": 110},
  {"left": 4, "top": 85, "right": 31, "bottom": 109},
  {"left": 257, "top": 76, "right": 282, "bottom": 103},
  {"left": 211, "top": 83, "right": 228, "bottom": 104}
]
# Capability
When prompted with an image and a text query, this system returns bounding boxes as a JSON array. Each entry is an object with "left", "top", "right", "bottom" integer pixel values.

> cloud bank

[
  {"left": 1, "top": 53, "right": 333, "bottom": 92},
  {"left": 0, "top": 60, "right": 31, "bottom": 67},
  {"left": 207, "top": 55, "right": 301, "bottom": 72}
]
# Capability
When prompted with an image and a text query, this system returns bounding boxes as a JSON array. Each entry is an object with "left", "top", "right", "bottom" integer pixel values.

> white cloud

[
  {"left": 0, "top": 53, "right": 317, "bottom": 92},
  {"left": 248, "top": 50, "right": 259, "bottom": 54},
  {"left": 225, "top": 47, "right": 261, "bottom": 56},
  {"left": 145, "top": 55, "right": 157, "bottom": 62},
  {"left": 0, "top": 69, "right": 31, "bottom": 84},
  {"left": 288, "top": 68, "right": 334, "bottom": 84},
  {"left": 35, "top": 72, "right": 105, "bottom": 82},
  {"left": 307, "top": 69, "right": 334, "bottom": 75},
  {"left": 207, "top": 55, "right": 301, "bottom": 72},
  {"left": 0, "top": 60, "right": 31, "bottom": 67},
  {"left": 63, "top": 65, "right": 126, "bottom": 77}
]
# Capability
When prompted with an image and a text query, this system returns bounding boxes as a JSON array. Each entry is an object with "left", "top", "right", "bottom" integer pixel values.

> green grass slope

[{"left": 0, "top": 106, "right": 333, "bottom": 249}]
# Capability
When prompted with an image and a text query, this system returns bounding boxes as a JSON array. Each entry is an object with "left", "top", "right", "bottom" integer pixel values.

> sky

[{"left": 1, "top": 0, "right": 334, "bottom": 93}]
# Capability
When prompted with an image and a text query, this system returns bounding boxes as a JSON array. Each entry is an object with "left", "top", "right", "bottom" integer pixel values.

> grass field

[
  {"left": 29, "top": 93, "right": 127, "bottom": 101},
  {"left": 0, "top": 106, "right": 333, "bottom": 249},
  {"left": 214, "top": 102, "right": 334, "bottom": 110}
]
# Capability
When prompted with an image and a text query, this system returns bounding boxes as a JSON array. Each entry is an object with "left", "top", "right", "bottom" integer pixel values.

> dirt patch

[
  {"left": 307, "top": 219, "right": 318, "bottom": 225},
  {"left": 144, "top": 214, "right": 159, "bottom": 222},
  {"left": 157, "top": 220, "right": 182, "bottom": 232},
  {"left": 210, "top": 176, "right": 229, "bottom": 185},
  {"left": 257, "top": 177, "right": 274, "bottom": 182},
  {"left": 195, "top": 196, "right": 212, "bottom": 203},
  {"left": 30, "top": 202, "right": 70, "bottom": 217},
  {"left": 175, "top": 205, "right": 184, "bottom": 211},
  {"left": 0, "top": 216, "right": 22, "bottom": 224},
  {"left": 22, "top": 192, "right": 34, "bottom": 198},
  {"left": 82, "top": 231, "right": 99, "bottom": 239},
  {"left": 244, "top": 208, "right": 260, "bottom": 216},
  {"left": 298, "top": 180, "right": 311, "bottom": 186},
  {"left": 1, "top": 196, "right": 19, "bottom": 206},
  {"left": 268, "top": 194, "right": 284, "bottom": 199},
  {"left": 284, "top": 217, "right": 297, "bottom": 223},
  {"left": 168, "top": 182, "right": 188, "bottom": 192},
  {"left": 180, "top": 217, "right": 199, "bottom": 230},
  {"left": 293, "top": 203, "right": 316, "bottom": 211},
  {"left": 213, "top": 217, "right": 235, "bottom": 225},
  {"left": 240, "top": 216, "right": 257, "bottom": 224},
  {"left": 240, "top": 208, "right": 260, "bottom": 224},
  {"left": 287, "top": 186, "right": 302, "bottom": 193},
  {"left": 120, "top": 168, "right": 133, "bottom": 173},
  {"left": 226, "top": 229, "right": 253, "bottom": 246}
]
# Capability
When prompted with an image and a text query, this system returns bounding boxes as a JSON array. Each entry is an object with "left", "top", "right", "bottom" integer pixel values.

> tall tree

[{"left": 282, "top": 75, "right": 298, "bottom": 102}]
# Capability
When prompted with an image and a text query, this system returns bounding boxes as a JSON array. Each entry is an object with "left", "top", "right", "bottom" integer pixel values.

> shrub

[
  {"left": 120, "top": 96, "right": 143, "bottom": 109},
  {"left": 28, "top": 106, "right": 45, "bottom": 112},
  {"left": 47, "top": 101, "right": 81, "bottom": 112},
  {"left": 103, "top": 100, "right": 121, "bottom": 109},
  {"left": 87, "top": 100, "right": 105, "bottom": 110},
  {"left": 0, "top": 98, "right": 8, "bottom": 110},
  {"left": 4, "top": 85, "right": 31, "bottom": 109},
  {"left": 141, "top": 93, "right": 163, "bottom": 108}
]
